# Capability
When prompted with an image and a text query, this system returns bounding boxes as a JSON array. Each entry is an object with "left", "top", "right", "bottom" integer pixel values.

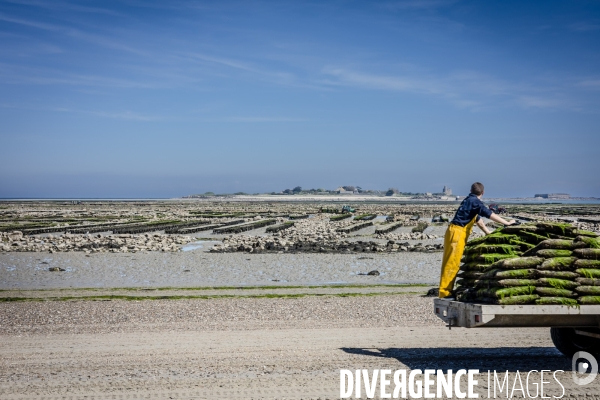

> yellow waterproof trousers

[{"left": 438, "top": 217, "right": 477, "bottom": 298}]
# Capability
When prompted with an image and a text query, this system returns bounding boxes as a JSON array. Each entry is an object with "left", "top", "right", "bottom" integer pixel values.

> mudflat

[{"left": 0, "top": 250, "right": 443, "bottom": 290}]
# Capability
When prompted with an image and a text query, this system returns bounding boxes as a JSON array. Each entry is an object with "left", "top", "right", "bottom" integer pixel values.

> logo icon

[{"left": 572, "top": 351, "right": 598, "bottom": 386}]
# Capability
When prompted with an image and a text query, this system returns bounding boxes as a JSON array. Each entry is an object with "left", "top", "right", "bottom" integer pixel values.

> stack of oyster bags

[{"left": 455, "top": 222, "right": 600, "bottom": 305}]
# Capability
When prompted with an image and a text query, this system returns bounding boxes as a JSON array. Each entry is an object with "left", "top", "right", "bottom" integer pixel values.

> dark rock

[
  {"left": 426, "top": 288, "right": 439, "bottom": 297},
  {"left": 367, "top": 270, "right": 380, "bottom": 276}
]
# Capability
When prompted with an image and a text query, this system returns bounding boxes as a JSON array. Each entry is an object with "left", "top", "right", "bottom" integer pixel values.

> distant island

[
  {"left": 182, "top": 187, "right": 599, "bottom": 202},
  {"left": 183, "top": 185, "right": 462, "bottom": 200}
]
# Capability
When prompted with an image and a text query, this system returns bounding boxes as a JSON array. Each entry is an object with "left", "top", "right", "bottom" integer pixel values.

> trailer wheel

[{"left": 550, "top": 327, "right": 600, "bottom": 358}]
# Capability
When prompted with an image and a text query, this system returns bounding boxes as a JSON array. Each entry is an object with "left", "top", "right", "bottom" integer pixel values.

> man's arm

[
  {"left": 489, "top": 213, "right": 516, "bottom": 226},
  {"left": 478, "top": 213, "right": 515, "bottom": 235},
  {"left": 476, "top": 218, "right": 492, "bottom": 235}
]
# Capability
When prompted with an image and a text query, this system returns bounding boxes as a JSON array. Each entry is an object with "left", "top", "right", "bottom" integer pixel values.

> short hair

[{"left": 471, "top": 182, "right": 484, "bottom": 196}]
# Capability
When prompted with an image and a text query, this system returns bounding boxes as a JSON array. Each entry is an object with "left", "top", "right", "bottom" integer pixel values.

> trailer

[{"left": 433, "top": 298, "right": 600, "bottom": 358}]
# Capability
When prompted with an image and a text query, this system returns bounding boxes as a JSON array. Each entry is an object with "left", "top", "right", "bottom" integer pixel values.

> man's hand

[{"left": 490, "top": 213, "right": 516, "bottom": 227}]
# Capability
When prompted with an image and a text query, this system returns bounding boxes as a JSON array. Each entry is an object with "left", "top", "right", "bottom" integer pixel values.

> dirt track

[{"left": 2, "top": 294, "right": 599, "bottom": 399}]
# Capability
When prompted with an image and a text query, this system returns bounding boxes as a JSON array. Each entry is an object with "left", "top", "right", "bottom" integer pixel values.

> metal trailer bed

[{"left": 433, "top": 298, "right": 600, "bottom": 357}]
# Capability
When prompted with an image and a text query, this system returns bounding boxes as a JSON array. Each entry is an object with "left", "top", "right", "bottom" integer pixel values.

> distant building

[
  {"left": 425, "top": 192, "right": 432, "bottom": 197},
  {"left": 336, "top": 187, "right": 353, "bottom": 195},
  {"left": 535, "top": 193, "right": 570, "bottom": 199},
  {"left": 442, "top": 186, "right": 452, "bottom": 196}
]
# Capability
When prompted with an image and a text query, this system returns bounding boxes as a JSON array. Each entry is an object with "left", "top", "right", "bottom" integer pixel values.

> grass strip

[
  {"left": 0, "top": 291, "right": 425, "bottom": 302},
  {"left": 0, "top": 283, "right": 431, "bottom": 293}
]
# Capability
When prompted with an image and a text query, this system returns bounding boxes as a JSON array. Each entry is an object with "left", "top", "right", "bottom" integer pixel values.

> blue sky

[{"left": 1, "top": 0, "right": 599, "bottom": 198}]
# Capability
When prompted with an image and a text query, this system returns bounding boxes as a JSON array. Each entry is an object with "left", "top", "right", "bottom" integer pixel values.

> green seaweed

[
  {"left": 501, "top": 257, "right": 544, "bottom": 269},
  {"left": 467, "top": 233, "right": 520, "bottom": 246},
  {"left": 481, "top": 268, "right": 538, "bottom": 280},
  {"left": 411, "top": 222, "right": 428, "bottom": 233},
  {"left": 573, "top": 229, "right": 600, "bottom": 238},
  {"left": 538, "top": 239, "right": 580, "bottom": 250},
  {"left": 535, "top": 287, "right": 576, "bottom": 298},
  {"left": 538, "top": 257, "right": 577, "bottom": 271},
  {"left": 465, "top": 244, "right": 521, "bottom": 256},
  {"left": 496, "top": 279, "right": 539, "bottom": 287},
  {"left": 476, "top": 286, "right": 535, "bottom": 299},
  {"left": 578, "top": 296, "right": 600, "bottom": 305},
  {"left": 537, "top": 270, "right": 580, "bottom": 280},
  {"left": 576, "top": 236, "right": 600, "bottom": 249},
  {"left": 517, "top": 231, "right": 551, "bottom": 244},
  {"left": 575, "top": 286, "right": 600, "bottom": 295},
  {"left": 462, "top": 253, "right": 517, "bottom": 264},
  {"left": 576, "top": 269, "right": 600, "bottom": 279},
  {"left": 497, "top": 294, "right": 539, "bottom": 305},
  {"left": 538, "top": 222, "right": 575, "bottom": 237},
  {"left": 576, "top": 278, "right": 600, "bottom": 286},
  {"left": 501, "top": 224, "right": 540, "bottom": 234},
  {"left": 538, "top": 278, "right": 579, "bottom": 290},
  {"left": 509, "top": 239, "right": 536, "bottom": 250},
  {"left": 536, "top": 249, "right": 573, "bottom": 258},
  {"left": 482, "top": 253, "right": 518, "bottom": 264},
  {"left": 574, "top": 248, "right": 600, "bottom": 260},
  {"left": 574, "top": 259, "right": 600, "bottom": 268},
  {"left": 535, "top": 297, "right": 579, "bottom": 308}
]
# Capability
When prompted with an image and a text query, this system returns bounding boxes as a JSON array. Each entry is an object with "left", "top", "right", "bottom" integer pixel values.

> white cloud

[
  {"left": 228, "top": 116, "right": 306, "bottom": 122},
  {"left": 0, "top": 13, "right": 60, "bottom": 31},
  {"left": 516, "top": 96, "right": 568, "bottom": 109},
  {"left": 569, "top": 21, "right": 600, "bottom": 32},
  {"left": 0, "top": 103, "right": 163, "bottom": 120},
  {"left": 319, "top": 66, "right": 582, "bottom": 111},
  {"left": 321, "top": 67, "right": 443, "bottom": 94},
  {"left": 577, "top": 79, "right": 600, "bottom": 89},
  {"left": 87, "top": 110, "right": 162, "bottom": 121},
  {"left": 0, "top": 14, "right": 144, "bottom": 55},
  {"left": 378, "top": 0, "right": 458, "bottom": 10},
  {"left": 3, "top": 0, "right": 123, "bottom": 16}
]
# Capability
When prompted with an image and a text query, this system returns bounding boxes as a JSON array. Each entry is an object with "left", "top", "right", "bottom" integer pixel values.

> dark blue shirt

[{"left": 450, "top": 193, "right": 493, "bottom": 226}]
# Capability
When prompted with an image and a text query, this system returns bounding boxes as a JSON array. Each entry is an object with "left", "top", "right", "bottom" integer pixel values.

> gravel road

[{"left": 1, "top": 294, "right": 597, "bottom": 399}]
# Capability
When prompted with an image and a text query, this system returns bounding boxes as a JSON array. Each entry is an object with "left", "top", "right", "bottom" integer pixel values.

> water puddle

[{"left": 181, "top": 241, "right": 220, "bottom": 252}]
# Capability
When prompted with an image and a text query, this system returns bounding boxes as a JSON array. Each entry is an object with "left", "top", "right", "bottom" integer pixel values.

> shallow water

[
  {"left": 0, "top": 251, "right": 443, "bottom": 289},
  {"left": 181, "top": 241, "right": 220, "bottom": 252}
]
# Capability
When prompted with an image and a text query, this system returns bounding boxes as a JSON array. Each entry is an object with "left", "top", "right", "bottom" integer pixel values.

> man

[{"left": 438, "top": 182, "right": 515, "bottom": 298}]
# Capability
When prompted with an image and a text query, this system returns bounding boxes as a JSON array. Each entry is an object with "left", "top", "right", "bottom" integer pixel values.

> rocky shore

[
  {"left": 210, "top": 235, "right": 443, "bottom": 253},
  {"left": 0, "top": 231, "right": 194, "bottom": 253},
  {"left": 209, "top": 214, "right": 442, "bottom": 253}
]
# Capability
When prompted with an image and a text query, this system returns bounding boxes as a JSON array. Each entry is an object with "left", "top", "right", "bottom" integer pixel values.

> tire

[{"left": 550, "top": 327, "right": 600, "bottom": 358}]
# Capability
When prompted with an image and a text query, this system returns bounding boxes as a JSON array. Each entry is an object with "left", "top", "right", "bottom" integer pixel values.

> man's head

[{"left": 471, "top": 182, "right": 484, "bottom": 196}]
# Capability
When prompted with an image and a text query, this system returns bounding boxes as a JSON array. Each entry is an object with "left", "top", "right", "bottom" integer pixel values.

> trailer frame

[
  {"left": 434, "top": 298, "right": 600, "bottom": 329},
  {"left": 433, "top": 298, "right": 600, "bottom": 357}
]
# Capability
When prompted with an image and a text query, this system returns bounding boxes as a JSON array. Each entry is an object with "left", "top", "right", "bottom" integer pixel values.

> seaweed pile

[{"left": 456, "top": 222, "right": 600, "bottom": 306}]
